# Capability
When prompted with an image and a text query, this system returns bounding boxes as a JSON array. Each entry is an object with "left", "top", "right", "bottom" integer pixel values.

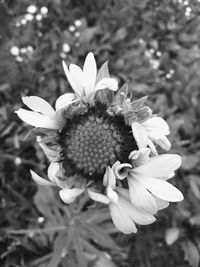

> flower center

[{"left": 59, "top": 103, "right": 137, "bottom": 183}]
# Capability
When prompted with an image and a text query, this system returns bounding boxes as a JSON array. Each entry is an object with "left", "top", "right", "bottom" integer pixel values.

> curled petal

[
  {"left": 132, "top": 122, "right": 148, "bottom": 148},
  {"left": 88, "top": 189, "right": 110, "bottom": 204},
  {"left": 114, "top": 163, "right": 132, "bottom": 180},
  {"left": 15, "top": 109, "right": 61, "bottom": 129},
  {"left": 55, "top": 93, "right": 76, "bottom": 110},
  {"left": 30, "top": 170, "right": 55, "bottom": 186},
  {"left": 22, "top": 96, "right": 55, "bottom": 117},
  {"left": 59, "top": 188, "right": 84, "bottom": 204}
]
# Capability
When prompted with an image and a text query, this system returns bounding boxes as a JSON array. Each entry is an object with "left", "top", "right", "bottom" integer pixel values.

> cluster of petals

[
  {"left": 15, "top": 52, "right": 183, "bottom": 234},
  {"left": 132, "top": 117, "right": 171, "bottom": 155}
]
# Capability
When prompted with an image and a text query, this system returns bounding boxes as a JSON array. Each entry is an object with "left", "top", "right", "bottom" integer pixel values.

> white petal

[
  {"left": 88, "top": 189, "right": 110, "bottom": 204},
  {"left": 47, "top": 162, "right": 61, "bottom": 183},
  {"left": 153, "top": 195, "right": 169, "bottom": 210},
  {"left": 134, "top": 154, "right": 182, "bottom": 178},
  {"left": 143, "top": 117, "right": 170, "bottom": 135},
  {"left": 138, "top": 176, "right": 184, "bottom": 202},
  {"left": 107, "top": 186, "right": 118, "bottom": 204},
  {"left": 147, "top": 139, "right": 158, "bottom": 155},
  {"left": 114, "top": 163, "right": 132, "bottom": 180},
  {"left": 128, "top": 178, "right": 157, "bottom": 214},
  {"left": 103, "top": 166, "right": 116, "bottom": 188},
  {"left": 62, "top": 61, "right": 81, "bottom": 97},
  {"left": 69, "top": 64, "right": 85, "bottom": 96},
  {"left": 83, "top": 52, "right": 97, "bottom": 95},
  {"left": 95, "top": 78, "right": 118, "bottom": 91},
  {"left": 117, "top": 188, "right": 156, "bottom": 225},
  {"left": 109, "top": 201, "right": 137, "bottom": 234},
  {"left": 15, "top": 109, "right": 61, "bottom": 129},
  {"left": 55, "top": 93, "right": 76, "bottom": 110},
  {"left": 30, "top": 170, "right": 55, "bottom": 186},
  {"left": 22, "top": 96, "right": 56, "bottom": 117},
  {"left": 131, "top": 122, "right": 148, "bottom": 148},
  {"left": 151, "top": 135, "right": 171, "bottom": 151},
  {"left": 129, "top": 148, "right": 151, "bottom": 167},
  {"left": 59, "top": 188, "right": 84, "bottom": 204}
]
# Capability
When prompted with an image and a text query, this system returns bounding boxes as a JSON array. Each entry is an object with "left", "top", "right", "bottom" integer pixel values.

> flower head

[{"left": 15, "top": 52, "right": 183, "bottom": 234}]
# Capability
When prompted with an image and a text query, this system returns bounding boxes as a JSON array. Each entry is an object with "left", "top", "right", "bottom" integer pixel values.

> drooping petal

[
  {"left": 150, "top": 134, "right": 171, "bottom": 151},
  {"left": 55, "top": 93, "right": 76, "bottom": 110},
  {"left": 138, "top": 176, "right": 184, "bottom": 202},
  {"left": 88, "top": 189, "right": 110, "bottom": 204},
  {"left": 62, "top": 61, "right": 82, "bottom": 97},
  {"left": 95, "top": 78, "right": 118, "bottom": 92},
  {"left": 129, "top": 148, "right": 151, "bottom": 167},
  {"left": 142, "top": 117, "right": 170, "bottom": 135},
  {"left": 153, "top": 195, "right": 169, "bottom": 210},
  {"left": 59, "top": 188, "right": 84, "bottom": 204},
  {"left": 128, "top": 178, "right": 157, "bottom": 214},
  {"left": 69, "top": 64, "right": 85, "bottom": 96},
  {"left": 103, "top": 166, "right": 116, "bottom": 188},
  {"left": 22, "top": 96, "right": 56, "bottom": 117},
  {"left": 117, "top": 188, "right": 157, "bottom": 225},
  {"left": 147, "top": 139, "right": 158, "bottom": 155},
  {"left": 107, "top": 186, "right": 118, "bottom": 204},
  {"left": 109, "top": 201, "right": 137, "bottom": 234},
  {"left": 15, "top": 109, "right": 61, "bottom": 129},
  {"left": 37, "top": 137, "right": 61, "bottom": 162},
  {"left": 131, "top": 122, "right": 148, "bottom": 148},
  {"left": 133, "top": 154, "right": 182, "bottom": 179},
  {"left": 47, "top": 162, "right": 61, "bottom": 183},
  {"left": 30, "top": 170, "right": 55, "bottom": 186},
  {"left": 38, "top": 143, "right": 61, "bottom": 162},
  {"left": 83, "top": 52, "right": 97, "bottom": 96}
]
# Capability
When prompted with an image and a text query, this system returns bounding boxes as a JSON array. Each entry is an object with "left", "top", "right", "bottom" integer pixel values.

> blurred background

[{"left": 0, "top": 0, "right": 200, "bottom": 266}]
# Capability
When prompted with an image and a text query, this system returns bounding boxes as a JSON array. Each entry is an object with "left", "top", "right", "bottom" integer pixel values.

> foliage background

[{"left": 0, "top": 0, "right": 200, "bottom": 266}]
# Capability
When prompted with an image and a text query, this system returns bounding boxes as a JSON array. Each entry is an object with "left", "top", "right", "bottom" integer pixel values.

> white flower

[
  {"left": 88, "top": 165, "right": 156, "bottom": 234},
  {"left": 132, "top": 116, "right": 171, "bottom": 154},
  {"left": 115, "top": 148, "right": 183, "bottom": 215},
  {"left": 15, "top": 94, "right": 76, "bottom": 129},
  {"left": 61, "top": 52, "right": 118, "bottom": 104}
]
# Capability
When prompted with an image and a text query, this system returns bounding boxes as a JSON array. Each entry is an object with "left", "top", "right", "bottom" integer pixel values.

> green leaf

[
  {"left": 130, "top": 96, "right": 149, "bottom": 110},
  {"left": 82, "top": 222, "right": 117, "bottom": 249},
  {"left": 181, "top": 240, "right": 200, "bottom": 267},
  {"left": 47, "top": 231, "right": 68, "bottom": 267},
  {"left": 73, "top": 228, "right": 88, "bottom": 267},
  {"left": 96, "top": 61, "right": 110, "bottom": 83}
]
